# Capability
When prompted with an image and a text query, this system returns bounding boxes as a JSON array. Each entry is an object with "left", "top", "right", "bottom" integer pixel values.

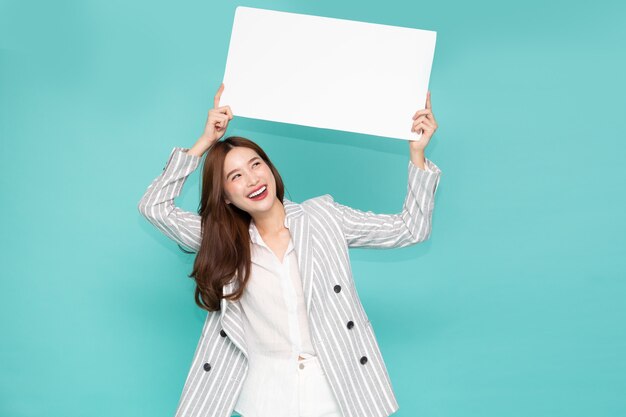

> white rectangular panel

[{"left": 220, "top": 7, "right": 437, "bottom": 141}]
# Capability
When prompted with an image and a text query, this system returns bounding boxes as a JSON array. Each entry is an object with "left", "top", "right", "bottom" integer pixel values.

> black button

[
  {"left": 203, "top": 362, "right": 211, "bottom": 372},
  {"left": 347, "top": 320, "right": 354, "bottom": 329},
  {"left": 360, "top": 356, "right": 368, "bottom": 365},
  {"left": 334, "top": 285, "right": 341, "bottom": 293},
  {"left": 220, "top": 329, "right": 227, "bottom": 337}
]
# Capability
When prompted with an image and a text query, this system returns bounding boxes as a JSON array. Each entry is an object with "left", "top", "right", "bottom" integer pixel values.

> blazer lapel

[
  {"left": 283, "top": 198, "right": 316, "bottom": 314},
  {"left": 219, "top": 280, "right": 248, "bottom": 359}
]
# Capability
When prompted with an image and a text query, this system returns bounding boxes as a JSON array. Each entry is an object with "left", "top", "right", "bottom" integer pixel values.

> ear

[{"left": 225, "top": 199, "right": 231, "bottom": 205}]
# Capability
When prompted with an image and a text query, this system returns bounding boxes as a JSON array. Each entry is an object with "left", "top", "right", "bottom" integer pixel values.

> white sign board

[{"left": 220, "top": 7, "right": 437, "bottom": 141}]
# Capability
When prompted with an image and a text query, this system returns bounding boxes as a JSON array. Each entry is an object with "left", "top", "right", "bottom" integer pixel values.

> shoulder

[
  {"left": 301, "top": 193, "right": 336, "bottom": 212},
  {"left": 284, "top": 195, "right": 345, "bottom": 239},
  {"left": 300, "top": 194, "right": 343, "bottom": 229},
  {"left": 284, "top": 194, "right": 340, "bottom": 222}
]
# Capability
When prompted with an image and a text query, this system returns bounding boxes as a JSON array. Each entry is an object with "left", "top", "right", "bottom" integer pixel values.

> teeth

[{"left": 248, "top": 186, "right": 266, "bottom": 198}]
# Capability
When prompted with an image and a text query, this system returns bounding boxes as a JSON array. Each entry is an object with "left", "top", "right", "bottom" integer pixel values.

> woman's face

[{"left": 222, "top": 146, "right": 278, "bottom": 215}]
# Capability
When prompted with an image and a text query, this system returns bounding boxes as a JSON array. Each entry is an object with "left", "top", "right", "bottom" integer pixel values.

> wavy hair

[{"left": 188, "top": 136, "right": 286, "bottom": 312}]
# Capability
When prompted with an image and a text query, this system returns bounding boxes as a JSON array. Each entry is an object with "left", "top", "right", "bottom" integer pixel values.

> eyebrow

[{"left": 226, "top": 156, "right": 261, "bottom": 179}]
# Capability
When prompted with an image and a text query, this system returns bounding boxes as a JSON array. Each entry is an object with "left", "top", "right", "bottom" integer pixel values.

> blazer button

[
  {"left": 360, "top": 356, "right": 368, "bottom": 365},
  {"left": 220, "top": 329, "right": 227, "bottom": 337},
  {"left": 203, "top": 362, "right": 212, "bottom": 372},
  {"left": 346, "top": 320, "right": 354, "bottom": 329},
  {"left": 334, "top": 285, "right": 341, "bottom": 293}
]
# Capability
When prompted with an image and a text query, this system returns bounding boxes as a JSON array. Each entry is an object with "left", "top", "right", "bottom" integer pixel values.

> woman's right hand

[{"left": 200, "top": 83, "right": 233, "bottom": 144}]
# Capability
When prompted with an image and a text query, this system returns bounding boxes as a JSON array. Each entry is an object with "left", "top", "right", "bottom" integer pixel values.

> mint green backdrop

[{"left": 1, "top": 1, "right": 625, "bottom": 416}]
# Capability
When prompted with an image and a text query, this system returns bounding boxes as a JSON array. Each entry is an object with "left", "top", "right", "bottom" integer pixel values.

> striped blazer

[{"left": 138, "top": 147, "right": 442, "bottom": 417}]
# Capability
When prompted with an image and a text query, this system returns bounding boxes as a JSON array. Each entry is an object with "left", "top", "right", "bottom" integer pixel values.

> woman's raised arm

[
  {"left": 137, "top": 148, "right": 205, "bottom": 252},
  {"left": 320, "top": 91, "right": 442, "bottom": 249},
  {"left": 322, "top": 157, "right": 441, "bottom": 249},
  {"left": 137, "top": 83, "right": 233, "bottom": 252}
]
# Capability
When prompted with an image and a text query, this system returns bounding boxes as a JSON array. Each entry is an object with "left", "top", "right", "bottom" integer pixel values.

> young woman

[{"left": 138, "top": 83, "right": 442, "bottom": 417}]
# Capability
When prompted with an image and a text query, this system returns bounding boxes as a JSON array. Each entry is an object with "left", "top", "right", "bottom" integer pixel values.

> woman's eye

[
  {"left": 232, "top": 174, "right": 240, "bottom": 180},
  {"left": 252, "top": 161, "right": 261, "bottom": 167}
]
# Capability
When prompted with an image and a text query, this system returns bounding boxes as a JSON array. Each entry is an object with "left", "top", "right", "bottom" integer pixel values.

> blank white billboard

[{"left": 220, "top": 7, "right": 437, "bottom": 141}]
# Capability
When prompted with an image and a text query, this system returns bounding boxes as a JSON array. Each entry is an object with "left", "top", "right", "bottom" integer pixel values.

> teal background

[{"left": 2, "top": 0, "right": 625, "bottom": 416}]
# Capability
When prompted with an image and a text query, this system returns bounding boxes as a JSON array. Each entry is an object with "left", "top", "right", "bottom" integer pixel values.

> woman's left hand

[{"left": 409, "top": 91, "right": 438, "bottom": 152}]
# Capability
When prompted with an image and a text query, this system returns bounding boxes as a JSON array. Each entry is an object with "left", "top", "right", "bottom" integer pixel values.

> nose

[{"left": 247, "top": 171, "right": 260, "bottom": 186}]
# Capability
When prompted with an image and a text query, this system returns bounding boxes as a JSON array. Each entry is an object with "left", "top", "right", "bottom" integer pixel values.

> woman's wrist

[
  {"left": 409, "top": 147, "right": 426, "bottom": 169},
  {"left": 188, "top": 136, "right": 215, "bottom": 157}
]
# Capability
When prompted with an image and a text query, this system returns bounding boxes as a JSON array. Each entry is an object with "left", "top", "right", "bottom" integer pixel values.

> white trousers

[{"left": 239, "top": 353, "right": 343, "bottom": 417}]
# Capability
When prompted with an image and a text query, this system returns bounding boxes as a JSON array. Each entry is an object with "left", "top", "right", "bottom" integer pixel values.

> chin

[{"left": 239, "top": 195, "right": 277, "bottom": 215}]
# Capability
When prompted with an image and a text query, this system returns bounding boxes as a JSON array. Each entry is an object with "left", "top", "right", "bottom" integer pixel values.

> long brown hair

[{"left": 189, "top": 136, "right": 286, "bottom": 312}]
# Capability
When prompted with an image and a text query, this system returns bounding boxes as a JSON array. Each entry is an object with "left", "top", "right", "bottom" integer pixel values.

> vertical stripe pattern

[{"left": 138, "top": 148, "right": 442, "bottom": 417}]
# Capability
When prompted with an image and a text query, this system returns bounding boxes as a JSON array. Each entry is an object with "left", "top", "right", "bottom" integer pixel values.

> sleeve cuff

[
  {"left": 408, "top": 157, "right": 441, "bottom": 175},
  {"left": 407, "top": 157, "right": 442, "bottom": 195},
  {"left": 163, "top": 147, "right": 202, "bottom": 171}
]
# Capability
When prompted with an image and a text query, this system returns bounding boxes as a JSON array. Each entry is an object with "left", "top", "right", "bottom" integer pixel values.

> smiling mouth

[{"left": 248, "top": 185, "right": 267, "bottom": 198}]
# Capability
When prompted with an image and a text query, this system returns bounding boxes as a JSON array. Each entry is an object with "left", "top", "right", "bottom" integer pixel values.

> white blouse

[
  {"left": 234, "top": 164, "right": 434, "bottom": 417},
  {"left": 233, "top": 218, "right": 317, "bottom": 417}
]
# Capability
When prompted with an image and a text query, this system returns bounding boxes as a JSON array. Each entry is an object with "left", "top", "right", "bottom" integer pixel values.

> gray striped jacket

[{"left": 138, "top": 147, "right": 442, "bottom": 417}]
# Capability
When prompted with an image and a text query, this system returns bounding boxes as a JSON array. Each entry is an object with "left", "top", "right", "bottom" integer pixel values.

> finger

[
  {"left": 212, "top": 114, "right": 229, "bottom": 125},
  {"left": 422, "top": 111, "right": 436, "bottom": 125},
  {"left": 413, "top": 119, "right": 435, "bottom": 132},
  {"left": 420, "top": 117, "right": 436, "bottom": 129},
  {"left": 426, "top": 91, "right": 432, "bottom": 109},
  {"left": 209, "top": 116, "right": 228, "bottom": 131},
  {"left": 412, "top": 109, "right": 432, "bottom": 120},
  {"left": 413, "top": 114, "right": 429, "bottom": 125},
  {"left": 411, "top": 121, "right": 426, "bottom": 133},
  {"left": 216, "top": 105, "right": 234, "bottom": 120},
  {"left": 214, "top": 83, "right": 224, "bottom": 109},
  {"left": 420, "top": 118, "right": 435, "bottom": 130},
  {"left": 215, "top": 118, "right": 228, "bottom": 130}
]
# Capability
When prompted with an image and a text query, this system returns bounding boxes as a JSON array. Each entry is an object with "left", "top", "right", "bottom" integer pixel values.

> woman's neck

[{"left": 251, "top": 198, "right": 286, "bottom": 236}]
